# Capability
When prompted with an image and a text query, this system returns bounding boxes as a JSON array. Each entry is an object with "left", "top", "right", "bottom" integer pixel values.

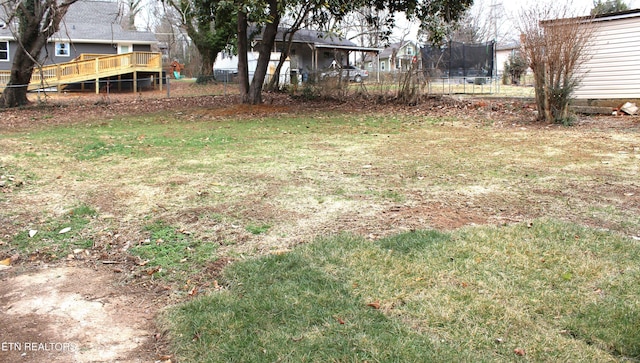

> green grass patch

[
  {"left": 11, "top": 204, "right": 97, "bottom": 258},
  {"left": 131, "top": 220, "right": 217, "bottom": 281},
  {"left": 75, "top": 139, "right": 136, "bottom": 160},
  {"left": 163, "top": 219, "right": 640, "bottom": 362},
  {"left": 245, "top": 223, "right": 271, "bottom": 235}
]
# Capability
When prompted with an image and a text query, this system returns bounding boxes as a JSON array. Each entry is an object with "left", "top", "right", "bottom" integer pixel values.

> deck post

[
  {"left": 95, "top": 58, "right": 100, "bottom": 94},
  {"left": 57, "top": 65, "right": 62, "bottom": 93},
  {"left": 133, "top": 71, "right": 137, "bottom": 93}
]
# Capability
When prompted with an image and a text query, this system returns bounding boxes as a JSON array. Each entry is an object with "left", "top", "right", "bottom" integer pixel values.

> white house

[{"left": 572, "top": 9, "right": 640, "bottom": 100}]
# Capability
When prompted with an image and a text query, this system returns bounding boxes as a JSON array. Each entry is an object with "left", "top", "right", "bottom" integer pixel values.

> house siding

[
  {"left": 0, "top": 42, "right": 153, "bottom": 71},
  {"left": 575, "top": 15, "right": 640, "bottom": 99}
]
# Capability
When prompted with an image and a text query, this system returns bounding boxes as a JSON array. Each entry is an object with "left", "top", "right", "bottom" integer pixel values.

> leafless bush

[
  {"left": 517, "top": 3, "right": 594, "bottom": 124},
  {"left": 396, "top": 62, "right": 427, "bottom": 105}
]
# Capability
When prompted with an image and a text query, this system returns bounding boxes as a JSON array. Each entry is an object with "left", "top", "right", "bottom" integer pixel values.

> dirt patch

[{"left": 0, "top": 263, "right": 170, "bottom": 362}]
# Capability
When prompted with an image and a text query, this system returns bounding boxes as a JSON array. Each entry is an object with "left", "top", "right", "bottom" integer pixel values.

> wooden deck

[{"left": 0, "top": 52, "right": 163, "bottom": 93}]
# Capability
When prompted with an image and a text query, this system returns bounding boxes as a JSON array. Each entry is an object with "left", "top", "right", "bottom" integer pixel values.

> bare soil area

[
  {"left": 1, "top": 84, "right": 638, "bottom": 362},
  {"left": 0, "top": 263, "right": 165, "bottom": 362}
]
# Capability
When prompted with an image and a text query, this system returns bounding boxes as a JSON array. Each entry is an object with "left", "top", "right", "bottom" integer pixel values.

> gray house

[{"left": 0, "top": 0, "right": 157, "bottom": 71}]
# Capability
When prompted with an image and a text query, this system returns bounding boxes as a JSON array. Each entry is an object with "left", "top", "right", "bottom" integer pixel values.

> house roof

[
  {"left": 378, "top": 41, "right": 417, "bottom": 59},
  {"left": 362, "top": 40, "right": 418, "bottom": 62},
  {"left": 496, "top": 41, "right": 520, "bottom": 51},
  {"left": 0, "top": 0, "right": 156, "bottom": 44}
]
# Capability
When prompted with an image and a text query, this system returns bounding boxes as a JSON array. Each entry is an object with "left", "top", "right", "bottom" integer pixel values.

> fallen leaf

[
  {"left": 59, "top": 227, "right": 71, "bottom": 234},
  {"left": 336, "top": 317, "right": 345, "bottom": 324},
  {"left": 0, "top": 257, "right": 11, "bottom": 266},
  {"left": 147, "top": 266, "right": 161, "bottom": 275},
  {"left": 188, "top": 287, "right": 198, "bottom": 296},
  {"left": 213, "top": 280, "right": 220, "bottom": 289},
  {"left": 367, "top": 300, "right": 381, "bottom": 309},
  {"left": 514, "top": 348, "right": 526, "bottom": 356}
]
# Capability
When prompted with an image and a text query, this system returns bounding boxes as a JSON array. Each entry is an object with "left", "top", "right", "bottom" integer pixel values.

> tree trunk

[
  {"left": 246, "top": 0, "right": 280, "bottom": 104},
  {"left": 266, "top": 30, "right": 295, "bottom": 92},
  {"left": 0, "top": 1, "right": 44, "bottom": 107},
  {"left": 266, "top": 48, "right": 288, "bottom": 91},
  {"left": 0, "top": 0, "right": 77, "bottom": 108},
  {"left": 237, "top": 9, "right": 250, "bottom": 103},
  {"left": 1, "top": 56, "right": 36, "bottom": 108},
  {"left": 198, "top": 46, "right": 219, "bottom": 77}
]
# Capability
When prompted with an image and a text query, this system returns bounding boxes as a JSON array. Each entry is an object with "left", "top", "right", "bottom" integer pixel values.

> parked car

[{"left": 321, "top": 65, "right": 368, "bottom": 82}]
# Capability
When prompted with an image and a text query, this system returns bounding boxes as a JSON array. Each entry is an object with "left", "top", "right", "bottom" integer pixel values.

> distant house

[
  {"left": 366, "top": 40, "right": 421, "bottom": 73},
  {"left": 495, "top": 41, "right": 521, "bottom": 76},
  {"left": 568, "top": 9, "right": 640, "bottom": 100},
  {"left": 0, "top": 0, "right": 157, "bottom": 71},
  {"left": 215, "top": 28, "right": 380, "bottom": 83}
]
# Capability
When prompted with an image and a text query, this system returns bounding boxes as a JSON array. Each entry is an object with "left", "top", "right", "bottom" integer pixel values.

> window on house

[
  {"left": 380, "top": 61, "right": 385, "bottom": 71},
  {"left": 0, "top": 41, "right": 8, "bottom": 61},
  {"left": 368, "top": 62, "right": 372, "bottom": 68},
  {"left": 55, "top": 42, "right": 70, "bottom": 57},
  {"left": 118, "top": 44, "right": 131, "bottom": 54},
  {"left": 406, "top": 46, "right": 413, "bottom": 55}
]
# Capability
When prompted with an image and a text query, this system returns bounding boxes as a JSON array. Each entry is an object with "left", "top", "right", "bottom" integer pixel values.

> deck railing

[{"left": 0, "top": 52, "right": 162, "bottom": 92}]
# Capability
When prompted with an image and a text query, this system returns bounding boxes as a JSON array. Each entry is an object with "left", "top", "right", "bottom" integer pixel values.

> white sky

[{"left": 393, "top": 0, "right": 640, "bottom": 43}]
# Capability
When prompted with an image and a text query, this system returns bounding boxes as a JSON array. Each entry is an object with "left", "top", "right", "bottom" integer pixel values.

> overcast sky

[{"left": 394, "top": 0, "right": 640, "bottom": 43}]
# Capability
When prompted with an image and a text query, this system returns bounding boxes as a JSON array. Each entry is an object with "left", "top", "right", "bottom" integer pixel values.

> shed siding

[{"left": 575, "top": 16, "right": 640, "bottom": 99}]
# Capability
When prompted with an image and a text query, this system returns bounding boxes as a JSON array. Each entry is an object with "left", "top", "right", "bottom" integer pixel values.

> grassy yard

[
  {"left": 0, "top": 98, "right": 638, "bottom": 361},
  {"left": 164, "top": 221, "right": 639, "bottom": 362}
]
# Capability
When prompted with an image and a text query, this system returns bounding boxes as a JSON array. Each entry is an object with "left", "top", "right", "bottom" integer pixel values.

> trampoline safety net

[{"left": 421, "top": 41, "right": 495, "bottom": 78}]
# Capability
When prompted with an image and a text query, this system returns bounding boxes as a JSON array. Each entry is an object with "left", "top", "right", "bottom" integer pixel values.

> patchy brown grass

[{"left": 0, "top": 87, "right": 638, "bottom": 361}]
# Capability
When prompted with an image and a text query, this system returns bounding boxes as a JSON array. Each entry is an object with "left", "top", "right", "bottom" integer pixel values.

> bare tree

[
  {"left": 517, "top": 3, "right": 594, "bottom": 123},
  {"left": 0, "top": 0, "right": 79, "bottom": 108},
  {"left": 122, "top": 0, "right": 143, "bottom": 30}
]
